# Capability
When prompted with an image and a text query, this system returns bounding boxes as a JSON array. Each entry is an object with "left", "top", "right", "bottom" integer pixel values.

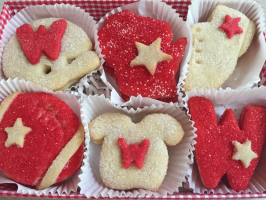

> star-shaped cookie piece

[
  {"left": 232, "top": 140, "right": 258, "bottom": 168},
  {"left": 5, "top": 118, "right": 32, "bottom": 148},
  {"left": 130, "top": 38, "right": 172, "bottom": 75},
  {"left": 219, "top": 15, "right": 243, "bottom": 39}
]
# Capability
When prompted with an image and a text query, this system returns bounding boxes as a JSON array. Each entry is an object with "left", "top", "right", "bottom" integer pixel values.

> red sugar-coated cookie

[
  {"left": 188, "top": 96, "right": 266, "bottom": 192},
  {"left": 0, "top": 92, "right": 84, "bottom": 189},
  {"left": 16, "top": 19, "right": 67, "bottom": 65},
  {"left": 98, "top": 10, "right": 187, "bottom": 99},
  {"left": 219, "top": 15, "right": 243, "bottom": 39},
  {"left": 103, "top": 62, "right": 116, "bottom": 80}
]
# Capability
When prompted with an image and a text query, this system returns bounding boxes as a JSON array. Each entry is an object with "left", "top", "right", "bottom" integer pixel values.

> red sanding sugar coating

[
  {"left": 0, "top": 93, "right": 83, "bottom": 188},
  {"left": 105, "top": 62, "right": 179, "bottom": 103},
  {"left": 98, "top": 10, "right": 187, "bottom": 99},
  {"left": 219, "top": 15, "right": 243, "bottom": 39},
  {"left": 188, "top": 96, "right": 266, "bottom": 192},
  {"left": 118, "top": 138, "right": 150, "bottom": 169},
  {"left": 16, "top": 19, "right": 67, "bottom": 65}
]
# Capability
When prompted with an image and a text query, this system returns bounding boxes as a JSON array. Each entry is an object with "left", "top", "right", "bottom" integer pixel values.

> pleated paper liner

[
  {"left": 0, "top": 78, "right": 82, "bottom": 196},
  {"left": 93, "top": 0, "right": 192, "bottom": 107},
  {"left": 183, "top": 86, "right": 266, "bottom": 194},
  {"left": 78, "top": 95, "right": 196, "bottom": 198},
  {"left": 179, "top": 0, "right": 266, "bottom": 99},
  {"left": 0, "top": 3, "right": 105, "bottom": 95}
]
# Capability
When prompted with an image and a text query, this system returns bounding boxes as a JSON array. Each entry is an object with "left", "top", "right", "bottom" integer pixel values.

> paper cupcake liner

[
  {"left": 0, "top": 78, "right": 82, "bottom": 196},
  {"left": 91, "top": 0, "right": 191, "bottom": 107},
  {"left": 0, "top": 3, "right": 103, "bottom": 95},
  {"left": 183, "top": 86, "right": 266, "bottom": 194},
  {"left": 179, "top": 0, "right": 266, "bottom": 98},
  {"left": 78, "top": 95, "right": 195, "bottom": 198}
]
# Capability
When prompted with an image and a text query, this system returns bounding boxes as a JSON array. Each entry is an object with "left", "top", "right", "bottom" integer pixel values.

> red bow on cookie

[
  {"left": 16, "top": 19, "right": 67, "bottom": 65},
  {"left": 188, "top": 96, "right": 266, "bottom": 192}
]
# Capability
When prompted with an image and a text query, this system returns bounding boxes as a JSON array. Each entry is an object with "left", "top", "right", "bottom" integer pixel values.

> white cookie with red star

[{"left": 184, "top": 5, "right": 255, "bottom": 92}]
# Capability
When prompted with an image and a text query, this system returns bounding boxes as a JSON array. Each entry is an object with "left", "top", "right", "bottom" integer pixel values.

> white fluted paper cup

[
  {"left": 93, "top": 0, "right": 192, "bottom": 107},
  {"left": 0, "top": 3, "right": 104, "bottom": 94},
  {"left": 0, "top": 78, "right": 82, "bottom": 196},
  {"left": 78, "top": 95, "right": 195, "bottom": 198},
  {"left": 179, "top": 0, "right": 266, "bottom": 97},
  {"left": 184, "top": 86, "right": 266, "bottom": 194}
]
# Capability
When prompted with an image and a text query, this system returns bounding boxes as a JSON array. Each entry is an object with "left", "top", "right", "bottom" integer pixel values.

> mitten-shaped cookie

[
  {"left": 0, "top": 92, "right": 84, "bottom": 190},
  {"left": 98, "top": 10, "right": 187, "bottom": 100},
  {"left": 188, "top": 96, "right": 266, "bottom": 191},
  {"left": 89, "top": 113, "right": 184, "bottom": 191}
]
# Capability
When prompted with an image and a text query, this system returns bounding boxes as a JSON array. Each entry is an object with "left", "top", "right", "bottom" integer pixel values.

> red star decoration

[{"left": 219, "top": 14, "right": 243, "bottom": 39}]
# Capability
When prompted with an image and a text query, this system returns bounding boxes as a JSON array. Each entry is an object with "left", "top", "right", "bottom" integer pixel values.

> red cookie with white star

[
  {"left": 98, "top": 10, "right": 187, "bottom": 100},
  {"left": 188, "top": 96, "right": 266, "bottom": 192},
  {"left": 0, "top": 92, "right": 84, "bottom": 190}
]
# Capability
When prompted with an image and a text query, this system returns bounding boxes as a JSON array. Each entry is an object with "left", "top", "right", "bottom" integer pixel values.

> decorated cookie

[
  {"left": 0, "top": 92, "right": 84, "bottom": 190},
  {"left": 98, "top": 10, "right": 187, "bottom": 101},
  {"left": 3, "top": 18, "right": 100, "bottom": 91},
  {"left": 89, "top": 113, "right": 184, "bottom": 191},
  {"left": 184, "top": 5, "right": 256, "bottom": 92},
  {"left": 188, "top": 96, "right": 266, "bottom": 192}
]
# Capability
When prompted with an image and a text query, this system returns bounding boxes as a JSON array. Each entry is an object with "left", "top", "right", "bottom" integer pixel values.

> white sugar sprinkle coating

[
  {"left": 3, "top": 18, "right": 100, "bottom": 91},
  {"left": 89, "top": 113, "right": 184, "bottom": 191}
]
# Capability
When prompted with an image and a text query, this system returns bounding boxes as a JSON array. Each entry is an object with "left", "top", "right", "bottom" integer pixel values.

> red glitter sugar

[
  {"left": 16, "top": 19, "right": 67, "bottom": 65},
  {"left": 0, "top": 93, "right": 83, "bottom": 187},
  {"left": 118, "top": 138, "right": 150, "bottom": 169},
  {"left": 98, "top": 10, "right": 187, "bottom": 99},
  {"left": 188, "top": 96, "right": 266, "bottom": 192}
]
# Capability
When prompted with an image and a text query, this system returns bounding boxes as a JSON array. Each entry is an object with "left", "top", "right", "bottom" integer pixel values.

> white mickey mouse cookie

[
  {"left": 184, "top": 5, "right": 256, "bottom": 92},
  {"left": 89, "top": 113, "right": 184, "bottom": 191},
  {"left": 3, "top": 18, "right": 100, "bottom": 91}
]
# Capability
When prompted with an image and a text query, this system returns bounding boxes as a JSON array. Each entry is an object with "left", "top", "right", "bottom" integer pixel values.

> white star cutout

[
  {"left": 232, "top": 140, "right": 258, "bottom": 168},
  {"left": 5, "top": 118, "right": 32, "bottom": 148},
  {"left": 130, "top": 38, "right": 172, "bottom": 75}
]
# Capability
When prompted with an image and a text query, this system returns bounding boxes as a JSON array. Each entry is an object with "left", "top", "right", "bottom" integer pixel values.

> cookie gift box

[{"left": 0, "top": 0, "right": 266, "bottom": 199}]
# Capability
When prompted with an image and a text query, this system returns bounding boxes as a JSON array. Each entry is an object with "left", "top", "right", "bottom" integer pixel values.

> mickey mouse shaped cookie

[
  {"left": 3, "top": 18, "right": 100, "bottom": 91},
  {"left": 89, "top": 113, "right": 184, "bottom": 191}
]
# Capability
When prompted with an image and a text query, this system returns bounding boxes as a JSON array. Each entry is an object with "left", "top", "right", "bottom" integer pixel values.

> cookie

[
  {"left": 3, "top": 18, "right": 100, "bottom": 91},
  {"left": 0, "top": 92, "right": 84, "bottom": 190},
  {"left": 184, "top": 5, "right": 256, "bottom": 92},
  {"left": 98, "top": 10, "right": 187, "bottom": 100},
  {"left": 89, "top": 113, "right": 184, "bottom": 191},
  {"left": 188, "top": 96, "right": 266, "bottom": 191}
]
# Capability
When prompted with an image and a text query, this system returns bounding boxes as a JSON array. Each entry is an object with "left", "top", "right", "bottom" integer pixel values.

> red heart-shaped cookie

[
  {"left": 98, "top": 10, "right": 187, "bottom": 99},
  {"left": 0, "top": 92, "right": 84, "bottom": 189},
  {"left": 188, "top": 96, "right": 266, "bottom": 192}
]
